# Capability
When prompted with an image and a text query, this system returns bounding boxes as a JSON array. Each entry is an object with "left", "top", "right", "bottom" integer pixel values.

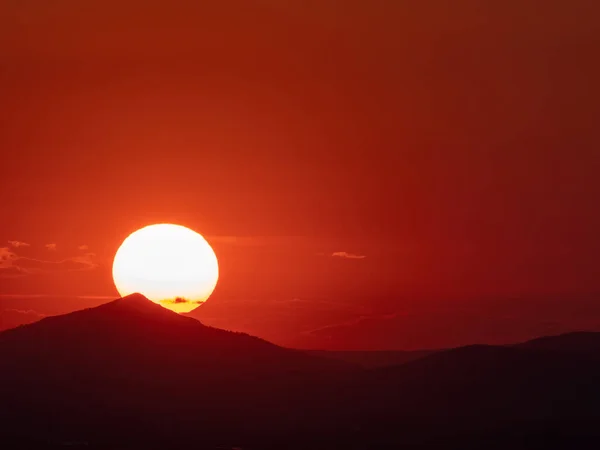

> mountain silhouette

[
  {"left": 0, "top": 294, "right": 353, "bottom": 448},
  {"left": 0, "top": 293, "right": 350, "bottom": 375},
  {"left": 346, "top": 341, "right": 600, "bottom": 448},
  {"left": 2, "top": 297, "right": 600, "bottom": 449},
  {"left": 516, "top": 331, "right": 600, "bottom": 356}
]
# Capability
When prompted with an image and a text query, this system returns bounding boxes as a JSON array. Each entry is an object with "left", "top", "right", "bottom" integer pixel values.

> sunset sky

[{"left": 1, "top": 1, "right": 599, "bottom": 350}]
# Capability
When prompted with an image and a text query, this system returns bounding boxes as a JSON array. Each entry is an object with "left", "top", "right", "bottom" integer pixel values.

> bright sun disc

[{"left": 112, "top": 224, "right": 219, "bottom": 313}]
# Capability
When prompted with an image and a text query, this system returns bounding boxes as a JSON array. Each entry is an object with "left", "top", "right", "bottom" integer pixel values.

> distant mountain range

[{"left": 2, "top": 294, "right": 600, "bottom": 449}]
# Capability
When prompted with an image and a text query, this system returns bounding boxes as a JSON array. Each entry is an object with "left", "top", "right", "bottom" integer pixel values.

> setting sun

[{"left": 112, "top": 224, "right": 219, "bottom": 313}]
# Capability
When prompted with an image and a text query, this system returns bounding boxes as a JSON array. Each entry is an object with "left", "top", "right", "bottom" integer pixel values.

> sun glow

[{"left": 112, "top": 224, "right": 219, "bottom": 313}]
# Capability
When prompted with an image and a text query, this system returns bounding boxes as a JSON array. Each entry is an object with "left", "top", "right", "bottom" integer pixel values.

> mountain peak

[
  {"left": 99, "top": 292, "right": 185, "bottom": 319},
  {"left": 116, "top": 292, "right": 154, "bottom": 306},
  {"left": 124, "top": 292, "right": 148, "bottom": 300}
]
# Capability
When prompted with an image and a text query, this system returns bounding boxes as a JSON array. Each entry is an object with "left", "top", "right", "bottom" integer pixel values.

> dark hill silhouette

[
  {"left": 0, "top": 293, "right": 351, "bottom": 376},
  {"left": 0, "top": 294, "right": 354, "bottom": 448},
  {"left": 306, "top": 331, "right": 600, "bottom": 369},
  {"left": 347, "top": 342, "right": 600, "bottom": 448},
  {"left": 2, "top": 296, "right": 600, "bottom": 449},
  {"left": 516, "top": 331, "right": 600, "bottom": 356}
]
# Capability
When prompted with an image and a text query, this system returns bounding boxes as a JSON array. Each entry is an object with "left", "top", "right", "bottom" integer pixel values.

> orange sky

[{"left": 1, "top": 1, "right": 599, "bottom": 349}]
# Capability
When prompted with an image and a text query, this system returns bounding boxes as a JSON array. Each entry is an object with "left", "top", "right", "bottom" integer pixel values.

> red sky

[{"left": 1, "top": 1, "right": 599, "bottom": 349}]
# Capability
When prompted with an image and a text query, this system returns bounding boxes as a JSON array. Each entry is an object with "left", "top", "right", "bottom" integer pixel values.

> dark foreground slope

[
  {"left": 346, "top": 335, "right": 600, "bottom": 449},
  {"left": 307, "top": 348, "right": 435, "bottom": 368},
  {"left": 0, "top": 294, "right": 354, "bottom": 448},
  {"left": 2, "top": 297, "right": 600, "bottom": 449}
]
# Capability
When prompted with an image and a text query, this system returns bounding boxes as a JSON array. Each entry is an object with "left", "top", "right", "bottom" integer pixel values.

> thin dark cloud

[{"left": 160, "top": 297, "right": 201, "bottom": 305}]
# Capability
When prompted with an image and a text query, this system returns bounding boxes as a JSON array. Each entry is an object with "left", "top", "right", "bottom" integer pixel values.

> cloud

[
  {"left": 0, "top": 247, "right": 98, "bottom": 278},
  {"left": 8, "top": 240, "right": 30, "bottom": 248},
  {"left": 16, "top": 253, "right": 98, "bottom": 273},
  {"left": 331, "top": 251, "right": 366, "bottom": 259},
  {"left": 45, "top": 243, "right": 57, "bottom": 251},
  {"left": 0, "top": 247, "right": 17, "bottom": 263},
  {"left": 0, "top": 247, "right": 23, "bottom": 278},
  {"left": 78, "top": 245, "right": 89, "bottom": 251},
  {"left": 160, "top": 297, "right": 201, "bottom": 305},
  {"left": 70, "top": 252, "right": 97, "bottom": 269}
]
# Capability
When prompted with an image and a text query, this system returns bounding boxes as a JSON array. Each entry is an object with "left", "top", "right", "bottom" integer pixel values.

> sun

[{"left": 112, "top": 224, "right": 219, "bottom": 313}]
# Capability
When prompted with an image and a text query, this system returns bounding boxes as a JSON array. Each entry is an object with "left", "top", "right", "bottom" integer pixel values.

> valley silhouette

[{"left": 2, "top": 294, "right": 600, "bottom": 449}]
